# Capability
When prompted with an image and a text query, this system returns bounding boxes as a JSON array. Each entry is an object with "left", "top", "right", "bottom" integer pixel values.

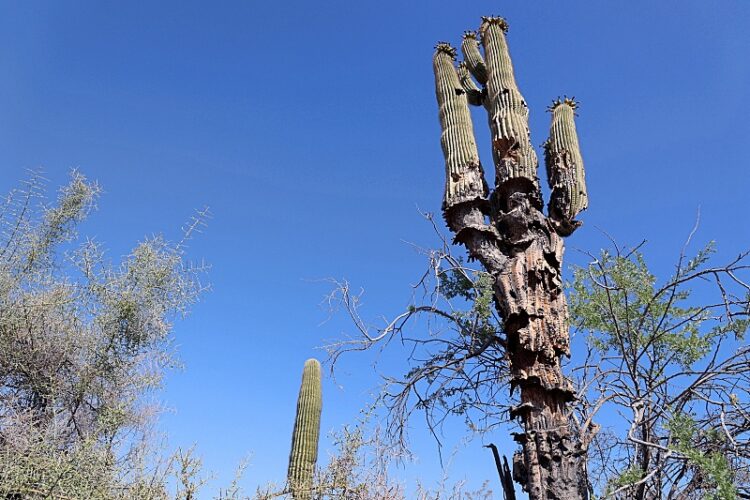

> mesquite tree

[{"left": 433, "top": 17, "right": 590, "bottom": 498}]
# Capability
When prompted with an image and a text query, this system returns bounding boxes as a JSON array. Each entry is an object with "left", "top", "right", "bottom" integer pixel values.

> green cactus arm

[
  {"left": 479, "top": 17, "right": 540, "bottom": 199},
  {"left": 461, "top": 31, "right": 487, "bottom": 85},
  {"left": 287, "top": 358, "right": 322, "bottom": 500},
  {"left": 544, "top": 98, "right": 588, "bottom": 235},
  {"left": 457, "top": 61, "right": 483, "bottom": 106},
  {"left": 433, "top": 43, "right": 489, "bottom": 212}
]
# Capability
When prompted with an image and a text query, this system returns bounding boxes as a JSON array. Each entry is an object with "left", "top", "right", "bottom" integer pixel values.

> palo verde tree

[{"left": 0, "top": 171, "right": 208, "bottom": 499}]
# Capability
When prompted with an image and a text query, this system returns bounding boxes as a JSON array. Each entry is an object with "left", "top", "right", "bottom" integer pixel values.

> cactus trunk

[{"left": 287, "top": 359, "right": 322, "bottom": 500}]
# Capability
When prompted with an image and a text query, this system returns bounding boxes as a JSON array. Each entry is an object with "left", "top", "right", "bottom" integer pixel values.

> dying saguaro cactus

[
  {"left": 287, "top": 359, "right": 322, "bottom": 499},
  {"left": 434, "top": 17, "right": 592, "bottom": 500}
]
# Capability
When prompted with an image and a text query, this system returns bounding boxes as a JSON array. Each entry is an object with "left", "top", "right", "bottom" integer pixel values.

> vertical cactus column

[
  {"left": 434, "top": 43, "right": 488, "bottom": 213},
  {"left": 545, "top": 98, "right": 588, "bottom": 236},
  {"left": 287, "top": 359, "right": 322, "bottom": 499},
  {"left": 433, "top": 16, "right": 592, "bottom": 500},
  {"left": 479, "top": 18, "right": 540, "bottom": 199}
]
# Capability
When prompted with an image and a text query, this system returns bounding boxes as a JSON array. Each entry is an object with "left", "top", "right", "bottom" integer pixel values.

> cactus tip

[
  {"left": 548, "top": 96, "right": 580, "bottom": 113},
  {"left": 462, "top": 30, "right": 478, "bottom": 40},
  {"left": 435, "top": 42, "right": 458, "bottom": 59},
  {"left": 480, "top": 16, "right": 510, "bottom": 33}
]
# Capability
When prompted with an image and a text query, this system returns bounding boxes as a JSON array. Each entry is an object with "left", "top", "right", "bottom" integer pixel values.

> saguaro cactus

[
  {"left": 287, "top": 359, "right": 322, "bottom": 499},
  {"left": 434, "top": 16, "right": 592, "bottom": 499}
]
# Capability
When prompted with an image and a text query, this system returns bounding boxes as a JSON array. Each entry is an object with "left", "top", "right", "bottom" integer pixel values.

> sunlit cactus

[
  {"left": 544, "top": 98, "right": 588, "bottom": 235},
  {"left": 479, "top": 17, "right": 540, "bottom": 195},
  {"left": 457, "top": 62, "right": 483, "bottom": 106},
  {"left": 461, "top": 31, "right": 487, "bottom": 85},
  {"left": 433, "top": 43, "right": 488, "bottom": 213},
  {"left": 287, "top": 359, "right": 322, "bottom": 499}
]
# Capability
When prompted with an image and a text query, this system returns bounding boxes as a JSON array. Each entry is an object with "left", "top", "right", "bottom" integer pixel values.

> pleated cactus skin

[
  {"left": 457, "top": 62, "right": 483, "bottom": 106},
  {"left": 433, "top": 43, "right": 489, "bottom": 212},
  {"left": 479, "top": 17, "right": 540, "bottom": 196},
  {"left": 287, "top": 359, "right": 322, "bottom": 500},
  {"left": 544, "top": 98, "right": 588, "bottom": 235},
  {"left": 460, "top": 31, "right": 487, "bottom": 85}
]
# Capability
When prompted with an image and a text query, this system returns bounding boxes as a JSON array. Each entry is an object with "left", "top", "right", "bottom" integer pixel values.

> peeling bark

[{"left": 433, "top": 17, "right": 591, "bottom": 500}]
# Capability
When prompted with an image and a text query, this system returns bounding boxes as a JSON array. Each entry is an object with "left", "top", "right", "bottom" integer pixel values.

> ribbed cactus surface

[
  {"left": 457, "top": 61, "right": 483, "bottom": 106},
  {"left": 545, "top": 98, "right": 588, "bottom": 234},
  {"left": 433, "top": 43, "right": 489, "bottom": 211},
  {"left": 479, "top": 17, "right": 539, "bottom": 191},
  {"left": 461, "top": 31, "right": 487, "bottom": 85},
  {"left": 287, "top": 358, "right": 322, "bottom": 499}
]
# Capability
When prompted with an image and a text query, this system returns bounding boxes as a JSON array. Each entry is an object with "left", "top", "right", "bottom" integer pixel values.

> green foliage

[
  {"left": 439, "top": 264, "right": 497, "bottom": 342},
  {"left": 0, "top": 172, "right": 208, "bottom": 498},
  {"left": 604, "top": 466, "right": 644, "bottom": 496},
  {"left": 569, "top": 240, "right": 750, "bottom": 497},
  {"left": 666, "top": 413, "right": 736, "bottom": 500},
  {"left": 569, "top": 244, "right": 736, "bottom": 369}
]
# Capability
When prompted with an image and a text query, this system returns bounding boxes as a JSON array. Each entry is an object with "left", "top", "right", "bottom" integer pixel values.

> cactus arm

[
  {"left": 479, "top": 17, "right": 541, "bottom": 201},
  {"left": 433, "top": 43, "right": 489, "bottom": 212},
  {"left": 433, "top": 42, "right": 506, "bottom": 269},
  {"left": 287, "top": 359, "right": 322, "bottom": 500},
  {"left": 457, "top": 61, "right": 484, "bottom": 106},
  {"left": 461, "top": 31, "right": 487, "bottom": 85},
  {"left": 544, "top": 98, "right": 588, "bottom": 236}
]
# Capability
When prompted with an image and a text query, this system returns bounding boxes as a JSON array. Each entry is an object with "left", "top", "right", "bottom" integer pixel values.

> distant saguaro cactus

[
  {"left": 287, "top": 359, "right": 322, "bottom": 499},
  {"left": 434, "top": 16, "right": 592, "bottom": 500}
]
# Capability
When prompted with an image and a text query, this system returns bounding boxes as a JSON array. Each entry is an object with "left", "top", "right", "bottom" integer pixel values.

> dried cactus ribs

[{"left": 433, "top": 16, "right": 591, "bottom": 500}]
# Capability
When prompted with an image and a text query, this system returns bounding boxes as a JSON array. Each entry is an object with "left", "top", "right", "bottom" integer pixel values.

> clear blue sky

[{"left": 1, "top": 1, "right": 749, "bottom": 495}]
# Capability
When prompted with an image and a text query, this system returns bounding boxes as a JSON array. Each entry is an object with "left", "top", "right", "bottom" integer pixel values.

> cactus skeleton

[
  {"left": 287, "top": 359, "right": 322, "bottom": 500},
  {"left": 433, "top": 16, "right": 591, "bottom": 500}
]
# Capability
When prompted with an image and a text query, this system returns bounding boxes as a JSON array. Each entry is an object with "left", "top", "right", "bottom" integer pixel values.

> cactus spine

[{"left": 287, "top": 359, "right": 322, "bottom": 499}]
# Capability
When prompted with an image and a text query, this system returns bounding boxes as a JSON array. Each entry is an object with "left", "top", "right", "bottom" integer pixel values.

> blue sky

[{"left": 1, "top": 0, "right": 749, "bottom": 495}]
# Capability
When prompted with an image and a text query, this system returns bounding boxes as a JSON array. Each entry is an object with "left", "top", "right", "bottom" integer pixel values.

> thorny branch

[{"left": 323, "top": 212, "right": 511, "bottom": 455}]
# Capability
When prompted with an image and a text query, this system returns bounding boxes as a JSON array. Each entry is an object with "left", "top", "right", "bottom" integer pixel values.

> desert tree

[
  {"left": 569, "top": 233, "right": 750, "bottom": 499},
  {"left": 0, "top": 171, "right": 209, "bottom": 498}
]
